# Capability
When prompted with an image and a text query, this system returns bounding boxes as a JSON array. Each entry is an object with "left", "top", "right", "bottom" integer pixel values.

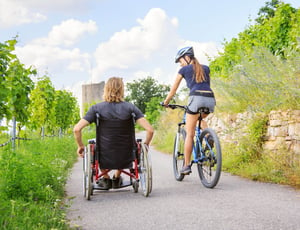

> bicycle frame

[{"left": 178, "top": 110, "right": 214, "bottom": 166}]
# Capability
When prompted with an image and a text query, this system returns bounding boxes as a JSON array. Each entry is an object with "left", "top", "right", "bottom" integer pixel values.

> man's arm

[
  {"left": 136, "top": 117, "right": 154, "bottom": 146},
  {"left": 73, "top": 119, "right": 90, "bottom": 157}
]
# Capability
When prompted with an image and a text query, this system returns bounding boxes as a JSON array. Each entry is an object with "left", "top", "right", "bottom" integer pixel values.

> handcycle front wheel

[
  {"left": 83, "top": 145, "right": 93, "bottom": 200},
  {"left": 197, "top": 128, "right": 222, "bottom": 188},
  {"left": 173, "top": 128, "right": 186, "bottom": 181},
  {"left": 139, "top": 143, "right": 152, "bottom": 197}
]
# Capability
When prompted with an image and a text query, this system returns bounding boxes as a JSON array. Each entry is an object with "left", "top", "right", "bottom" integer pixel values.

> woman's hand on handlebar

[{"left": 160, "top": 101, "right": 169, "bottom": 108}]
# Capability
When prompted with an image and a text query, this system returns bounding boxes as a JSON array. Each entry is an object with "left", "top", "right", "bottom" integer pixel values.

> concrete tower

[{"left": 81, "top": 81, "right": 105, "bottom": 116}]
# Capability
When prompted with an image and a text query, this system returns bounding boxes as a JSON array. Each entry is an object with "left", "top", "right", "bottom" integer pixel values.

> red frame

[{"left": 90, "top": 140, "right": 141, "bottom": 183}]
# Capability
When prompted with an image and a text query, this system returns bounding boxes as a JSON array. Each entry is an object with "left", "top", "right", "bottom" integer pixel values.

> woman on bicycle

[{"left": 163, "top": 46, "right": 216, "bottom": 175}]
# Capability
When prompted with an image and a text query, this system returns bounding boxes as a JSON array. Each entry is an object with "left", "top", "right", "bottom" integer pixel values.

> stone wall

[
  {"left": 264, "top": 110, "right": 300, "bottom": 154},
  {"left": 206, "top": 110, "right": 300, "bottom": 155}
]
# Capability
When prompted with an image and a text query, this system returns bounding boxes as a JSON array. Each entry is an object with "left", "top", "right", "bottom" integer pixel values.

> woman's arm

[{"left": 163, "top": 73, "right": 183, "bottom": 105}]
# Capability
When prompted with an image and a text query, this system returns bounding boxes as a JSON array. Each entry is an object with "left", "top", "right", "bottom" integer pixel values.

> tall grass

[
  {"left": 0, "top": 135, "right": 80, "bottom": 229},
  {"left": 213, "top": 47, "right": 300, "bottom": 113}
]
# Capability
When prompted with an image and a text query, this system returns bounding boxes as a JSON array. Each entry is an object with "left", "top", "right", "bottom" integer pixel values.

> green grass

[
  {"left": 0, "top": 133, "right": 89, "bottom": 230},
  {"left": 222, "top": 142, "right": 300, "bottom": 187}
]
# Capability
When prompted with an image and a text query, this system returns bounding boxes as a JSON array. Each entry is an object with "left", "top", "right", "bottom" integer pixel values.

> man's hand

[{"left": 77, "top": 146, "right": 84, "bottom": 158}]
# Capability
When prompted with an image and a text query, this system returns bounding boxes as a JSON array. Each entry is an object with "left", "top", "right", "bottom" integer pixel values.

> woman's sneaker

[
  {"left": 180, "top": 165, "right": 191, "bottom": 175},
  {"left": 112, "top": 176, "right": 123, "bottom": 189},
  {"left": 97, "top": 177, "right": 112, "bottom": 190}
]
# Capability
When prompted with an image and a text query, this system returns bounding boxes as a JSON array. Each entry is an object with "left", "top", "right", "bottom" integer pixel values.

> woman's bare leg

[{"left": 184, "top": 113, "right": 199, "bottom": 167}]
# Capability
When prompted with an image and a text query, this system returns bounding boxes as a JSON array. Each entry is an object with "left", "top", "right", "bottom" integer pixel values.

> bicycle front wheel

[
  {"left": 197, "top": 128, "right": 222, "bottom": 188},
  {"left": 173, "top": 128, "right": 186, "bottom": 181}
]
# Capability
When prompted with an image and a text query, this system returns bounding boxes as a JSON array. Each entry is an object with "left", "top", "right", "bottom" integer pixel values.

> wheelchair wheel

[
  {"left": 83, "top": 148, "right": 87, "bottom": 198},
  {"left": 197, "top": 128, "right": 222, "bottom": 188},
  {"left": 132, "top": 180, "right": 139, "bottom": 193},
  {"left": 173, "top": 128, "right": 186, "bottom": 181},
  {"left": 139, "top": 143, "right": 152, "bottom": 197},
  {"left": 83, "top": 145, "right": 93, "bottom": 200}
]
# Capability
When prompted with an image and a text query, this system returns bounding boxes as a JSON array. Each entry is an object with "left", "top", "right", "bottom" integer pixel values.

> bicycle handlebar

[{"left": 159, "top": 102, "right": 186, "bottom": 110}]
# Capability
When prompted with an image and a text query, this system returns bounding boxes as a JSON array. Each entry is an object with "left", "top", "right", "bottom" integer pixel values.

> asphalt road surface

[{"left": 66, "top": 132, "right": 300, "bottom": 230}]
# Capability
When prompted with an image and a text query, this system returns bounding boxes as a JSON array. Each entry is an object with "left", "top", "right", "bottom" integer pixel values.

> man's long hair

[{"left": 103, "top": 77, "right": 124, "bottom": 102}]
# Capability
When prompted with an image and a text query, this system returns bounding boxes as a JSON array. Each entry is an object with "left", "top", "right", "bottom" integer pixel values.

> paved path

[{"left": 66, "top": 133, "right": 300, "bottom": 230}]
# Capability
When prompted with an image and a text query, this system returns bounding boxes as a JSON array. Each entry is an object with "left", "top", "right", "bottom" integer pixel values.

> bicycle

[{"left": 161, "top": 103, "right": 222, "bottom": 188}]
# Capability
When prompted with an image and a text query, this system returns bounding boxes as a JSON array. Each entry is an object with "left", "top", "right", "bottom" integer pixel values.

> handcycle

[
  {"left": 82, "top": 113, "right": 152, "bottom": 200},
  {"left": 161, "top": 103, "right": 222, "bottom": 188}
]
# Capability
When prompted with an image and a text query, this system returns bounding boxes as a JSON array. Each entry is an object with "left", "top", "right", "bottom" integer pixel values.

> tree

[
  {"left": 145, "top": 97, "right": 164, "bottom": 126},
  {"left": 209, "top": 2, "right": 298, "bottom": 78},
  {"left": 125, "top": 76, "right": 170, "bottom": 113},
  {"left": 28, "top": 75, "right": 55, "bottom": 135},
  {"left": 0, "top": 38, "right": 36, "bottom": 139},
  {"left": 0, "top": 39, "right": 18, "bottom": 120},
  {"left": 53, "top": 89, "right": 80, "bottom": 133},
  {"left": 256, "top": 0, "right": 280, "bottom": 24},
  {"left": 6, "top": 60, "right": 35, "bottom": 124}
]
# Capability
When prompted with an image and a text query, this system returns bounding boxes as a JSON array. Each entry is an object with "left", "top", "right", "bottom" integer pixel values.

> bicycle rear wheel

[
  {"left": 173, "top": 128, "right": 186, "bottom": 181},
  {"left": 197, "top": 128, "right": 222, "bottom": 188}
]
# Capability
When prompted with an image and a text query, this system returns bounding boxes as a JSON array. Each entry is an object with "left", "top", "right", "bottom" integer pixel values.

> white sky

[{"left": 1, "top": 0, "right": 300, "bottom": 101}]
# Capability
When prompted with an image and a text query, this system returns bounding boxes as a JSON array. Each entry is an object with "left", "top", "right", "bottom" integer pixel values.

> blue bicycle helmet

[{"left": 175, "top": 46, "right": 194, "bottom": 63}]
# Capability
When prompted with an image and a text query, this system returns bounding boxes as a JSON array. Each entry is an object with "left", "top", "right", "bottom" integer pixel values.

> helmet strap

[{"left": 184, "top": 56, "right": 192, "bottom": 65}]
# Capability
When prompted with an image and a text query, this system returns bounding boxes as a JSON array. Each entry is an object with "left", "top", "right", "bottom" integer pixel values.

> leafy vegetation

[
  {"left": 209, "top": 1, "right": 300, "bottom": 78},
  {"left": 125, "top": 76, "right": 170, "bottom": 114},
  {"left": 0, "top": 39, "right": 80, "bottom": 138},
  {"left": 0, "top": 136, "right": 78, "bottom": 229},
  {"left": 0, "top": 37, "right": 82, "bottom": 228},
  {"left": 212, "top": 46, "right": 300, "bottom": 114},
  {"left": 0, "top": 39, "right": 36, "bottom": 125}
]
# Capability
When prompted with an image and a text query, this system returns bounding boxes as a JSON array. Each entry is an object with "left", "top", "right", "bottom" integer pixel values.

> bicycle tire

[
  {"left": 173, "top": 128, "right": 186, "bottom": 181},
  {"left": 197, "top": 128, "right": 222, "bottom": 188},
  {"left": 139, "top": 143, "right": 152, "bottom": 197}
]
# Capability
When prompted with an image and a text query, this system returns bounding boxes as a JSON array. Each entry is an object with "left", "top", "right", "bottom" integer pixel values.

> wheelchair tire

[
  {"left": 83, "top": 147, "right": 87, "bottom": 198},
  {"left": 83, "top": 144, "right": 93, "bottom": 200},
  {"left": 132, "top": 181, "right": 139, "bottom": 193},
  {"left": 139, "top": 143, "right": 152, "bottom": 197}
]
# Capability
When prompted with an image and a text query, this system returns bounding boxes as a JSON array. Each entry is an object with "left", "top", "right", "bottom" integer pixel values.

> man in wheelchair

[{"left": 74, "top": 77, "right": 154, "bottom": 190}]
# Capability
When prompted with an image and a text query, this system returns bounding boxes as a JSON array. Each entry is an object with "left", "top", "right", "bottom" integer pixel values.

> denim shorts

[{"left": 187, "top": 95, "right": 216, "bottom": 114}]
